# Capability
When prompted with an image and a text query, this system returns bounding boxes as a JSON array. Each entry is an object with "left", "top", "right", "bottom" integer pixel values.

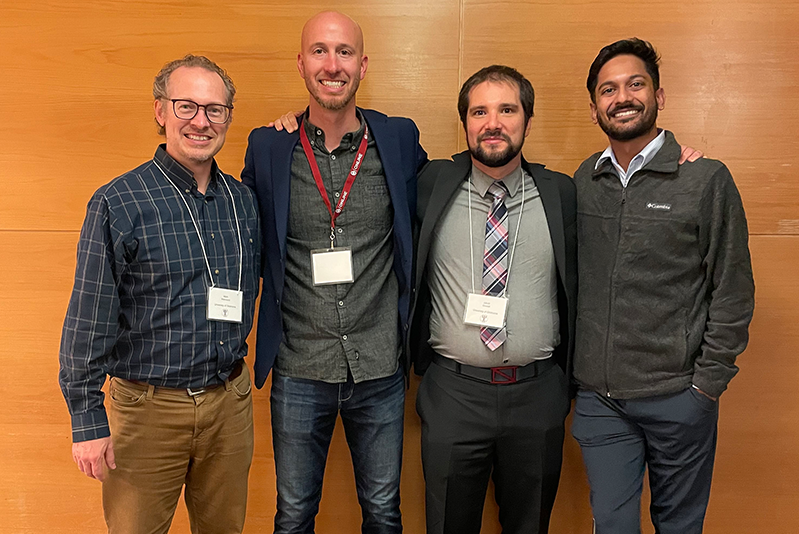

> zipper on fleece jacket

[{"left": 603, "top": 185, "right": 627, "bottom": 398}]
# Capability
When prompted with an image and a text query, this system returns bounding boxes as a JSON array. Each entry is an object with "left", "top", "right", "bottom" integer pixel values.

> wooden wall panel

[
  {"left": 0, "top": 0, "right": 459, "bottom": 232},
  {"left": 2, "top": 0, "right": 798, "bottom": 532},
  {"left": 706, "top": 235, "right": 799, "bottom": 533},
  {"left": 460, "top": 0, "right": 799, "bottom": 236}
]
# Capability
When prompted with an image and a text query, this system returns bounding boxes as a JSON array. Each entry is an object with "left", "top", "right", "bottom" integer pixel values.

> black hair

[{"left": 587, "top": 38, "right": 660, "bottom": 103}]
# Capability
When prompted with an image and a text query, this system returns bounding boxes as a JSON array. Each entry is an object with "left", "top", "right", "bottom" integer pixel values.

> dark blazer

[
  {"left": 407, "top": 151, "right": 577, "bottom": 386},
  {"left": 242, "top": 108, "right": 428, "bottom": 388}
]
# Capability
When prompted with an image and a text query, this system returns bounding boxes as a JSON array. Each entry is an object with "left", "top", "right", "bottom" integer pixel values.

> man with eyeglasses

[{"left": 59, "top": 54, "right": 261, "bottom": 533}]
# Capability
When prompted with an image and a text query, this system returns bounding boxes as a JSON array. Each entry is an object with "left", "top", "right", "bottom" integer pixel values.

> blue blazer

[{"left": 241, "top": 108, "right": 428, "bottom": 388}]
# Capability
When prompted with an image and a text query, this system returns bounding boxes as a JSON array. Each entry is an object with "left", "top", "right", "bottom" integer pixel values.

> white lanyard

[
  {"left": 467, "top": 167, "right": 526, "bottom": 295},
  {"left": 153, "top": 160, "right": 243, "bottom": 291}
]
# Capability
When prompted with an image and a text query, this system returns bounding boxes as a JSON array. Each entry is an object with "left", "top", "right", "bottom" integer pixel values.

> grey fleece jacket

[{"left": 573, "top": 130, "right": 754, "bottom": 399}]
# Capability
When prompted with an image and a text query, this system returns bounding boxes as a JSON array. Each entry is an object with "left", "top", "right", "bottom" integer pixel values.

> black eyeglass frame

[{"left": 170, "top": 99, "right": 234, "bottom": 124}]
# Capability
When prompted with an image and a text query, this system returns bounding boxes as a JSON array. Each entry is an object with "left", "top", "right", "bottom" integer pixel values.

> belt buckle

[
  {"left": 187, "top": 387, "right": 206, "bottom": 397},
  {"left": 490, "top": 366, "right": 518, "bottom": 384}
]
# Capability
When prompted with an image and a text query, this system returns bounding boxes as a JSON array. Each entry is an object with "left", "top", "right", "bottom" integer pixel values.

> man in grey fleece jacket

[{"left": 570, "top": 39, "right": 755, "bottom": 534}]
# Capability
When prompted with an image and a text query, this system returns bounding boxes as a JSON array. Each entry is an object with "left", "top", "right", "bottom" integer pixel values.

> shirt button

[
  {"left": 214, "top": 269, "right": 219, "bottom": 274},
  {"left": 334, "top": 192, "right": 340, "bottom": 198},
  {"left": 338, "top": 301, "right": 344, "bottom": 306},
  {"left": 503, "top": 359, "right": 509, "bottom": 363},
  {"left": 330, "top": 155, "right": 336, "bottom": 161},
  {"left": 351, "top": 145, "right": 357, "bottom": 151},
  {"left": 219, "top": 341, "right": 224, "bottom": 346},
  {"left": 355, "top": 351, "right": 360, "bottom": 360},
  {"left": 185, "top": 189, "right": 191, "bottom": 193},
  {"left": 342, "top": 334, "right": 348, "bottom": 341},
  {"left": 249, "top": 238, "right": 253, "bottom": 243},
  {"left": 211, "top": 233, "right": 215, "bottom": 239},
  {"left": 316, "top": 129, "right": 322, "bottom": 136},
  {"left": 337, "top": 228, "right": 343, "bottom": 234}
]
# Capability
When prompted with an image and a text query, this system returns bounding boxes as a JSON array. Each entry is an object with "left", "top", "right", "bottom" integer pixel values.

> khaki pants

[{"left": 103, "top": 364, "right": 254, "bottom": 534}]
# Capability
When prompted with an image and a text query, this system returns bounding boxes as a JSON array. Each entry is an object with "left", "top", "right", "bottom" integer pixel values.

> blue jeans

[{"left": 271, "top": 367, "right": 405, "bottom": 534}]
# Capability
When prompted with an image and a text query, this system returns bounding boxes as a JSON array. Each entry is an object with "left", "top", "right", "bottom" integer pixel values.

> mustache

[
  {"left": 477, "top": 129, "right": 512, "bottom": 143},
  {"left": 608, "top": 102, "right": 644, "bottom": 116}
]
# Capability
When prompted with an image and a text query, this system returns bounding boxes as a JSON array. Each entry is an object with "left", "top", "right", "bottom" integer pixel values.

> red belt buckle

[{"left": 490, "top": 366, "right": 518, "bottom": 384}]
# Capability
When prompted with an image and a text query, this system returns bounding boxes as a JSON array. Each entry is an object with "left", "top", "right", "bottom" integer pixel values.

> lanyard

[
  {"left": 153, "top": 160, "right": 243, "bottom": 291},
  {"left": 467, "top": 167, "right": 526, "bottom": 296},
  {"left": 299, "top": 121, "right": 369, "bottom": 247}
]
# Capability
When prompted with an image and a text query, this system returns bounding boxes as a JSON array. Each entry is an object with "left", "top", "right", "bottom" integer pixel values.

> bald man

[{"left": 242, "top": 11, "right": 427, "bottom": 534}]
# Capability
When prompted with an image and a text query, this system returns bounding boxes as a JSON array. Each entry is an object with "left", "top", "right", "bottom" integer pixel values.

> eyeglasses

[{"left": 171, "top": 99, "right": 233, "bottom": 124}]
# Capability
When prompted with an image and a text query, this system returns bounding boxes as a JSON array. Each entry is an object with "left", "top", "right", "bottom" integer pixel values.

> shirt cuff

[
  {"left": 71, "top": 408, "right": 111, "bottom": 443},
  {"left": 691, "top": 374, "right": 726, "bottom": 400}
]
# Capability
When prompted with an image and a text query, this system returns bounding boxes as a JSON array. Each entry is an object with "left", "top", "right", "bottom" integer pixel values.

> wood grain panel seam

[
  {"left": 0, "top": 229, "right": 79, "bottom": 234},
  {"left": 457, "top": 0, "right": 465, "bottom": 154}
]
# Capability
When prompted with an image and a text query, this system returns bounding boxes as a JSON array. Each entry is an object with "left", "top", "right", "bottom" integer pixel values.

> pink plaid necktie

[{"left": 480, "top": 182, "right": 508, "bottom": 350}]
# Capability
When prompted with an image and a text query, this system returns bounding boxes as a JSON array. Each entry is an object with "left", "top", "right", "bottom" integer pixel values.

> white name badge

[
  {"left": 207, "top": 287, "right": 244, "bottom": 323},
  {"left": 311, "top": 248, "right": 354, "bottom": 285},
  {"left": 463, "top": 293, "right": 508, "bottom": 329}
]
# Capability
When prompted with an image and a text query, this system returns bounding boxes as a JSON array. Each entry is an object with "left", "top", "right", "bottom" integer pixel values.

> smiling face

[
  {"left": 153, "top": 66, "right": 230, "bottom": 171},
  {"left": 590, "top": 54, "right": 665, "bottom": 141},
  {"left": 465, "top": 80, "right": 532, "bottom": 174},
  {"left": 297, "top": 12, "right": 368, "bottom": 112}
]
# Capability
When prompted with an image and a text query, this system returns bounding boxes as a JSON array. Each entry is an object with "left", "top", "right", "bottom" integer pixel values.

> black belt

[{"left": 432, "top": 352, "right": 555, "bottom": 384}]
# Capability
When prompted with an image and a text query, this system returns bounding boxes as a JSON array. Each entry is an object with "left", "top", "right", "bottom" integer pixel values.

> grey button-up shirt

[
  {"left": 427, "top": 163, "right": 559, "bottom": 367},
  {"left": 277, "top": 112, "right": 400, "bottom": 383}
]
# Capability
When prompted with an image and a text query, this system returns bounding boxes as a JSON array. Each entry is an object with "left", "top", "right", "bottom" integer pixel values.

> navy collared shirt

[{"left": 59, "top": 145, "right": 261, "bottom": 442}]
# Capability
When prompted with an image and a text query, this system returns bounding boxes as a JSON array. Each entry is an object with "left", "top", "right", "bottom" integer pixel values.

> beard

[
  {"left": 468, "top": 129, "right": 524, "bottom": 168},
  {"left": 596, "top": 101, "right": 658, "bottom": 141},
  {"left": 307, "top": 77, "right": 360, "bottom": 112}
]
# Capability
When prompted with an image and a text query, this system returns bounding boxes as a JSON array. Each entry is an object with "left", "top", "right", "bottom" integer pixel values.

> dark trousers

[
  {"left": 571, "top": 388, "right": 719, "bottom": 534},
  {"left": 416, "top": 359, "right": 570, "bottom": 534}
]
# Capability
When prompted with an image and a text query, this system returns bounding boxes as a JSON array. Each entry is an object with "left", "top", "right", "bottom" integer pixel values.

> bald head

[
  {"left": 298, "top": 10, "right": 368, "bottom": 114},
  {"left": 301, "top": 11, "right": 364, "bottom": 56}
]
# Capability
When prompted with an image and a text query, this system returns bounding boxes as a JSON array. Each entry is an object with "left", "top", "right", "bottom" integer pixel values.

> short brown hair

[
  {"left": 152, "top": 54, "right": 236, "bottom": 135},
  {"left": 458, "top": 65, "right": 535, "bottom": 128}
]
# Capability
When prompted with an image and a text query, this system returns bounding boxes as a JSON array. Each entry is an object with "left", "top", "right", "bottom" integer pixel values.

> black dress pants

[{"left": 416, "top": 359, "right": 570, "bottom": 534}]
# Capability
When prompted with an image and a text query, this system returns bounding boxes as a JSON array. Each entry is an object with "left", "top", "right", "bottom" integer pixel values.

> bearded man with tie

[{"left": 408, "top": 65, "right": 577, "bottom": 534}]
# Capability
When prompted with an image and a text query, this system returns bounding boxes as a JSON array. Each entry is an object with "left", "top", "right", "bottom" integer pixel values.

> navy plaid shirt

[{"left": 59, "top": 146, "right": 261, "bottom": 442}]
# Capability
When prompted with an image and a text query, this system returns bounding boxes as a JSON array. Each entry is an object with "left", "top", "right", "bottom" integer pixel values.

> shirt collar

[
  {"left": 153, "top": 144, "right": 220, "bottom": 193},
  {"left": 470, "top": 162, "right": 523, "bottom": 198},
  {"left": 303, "top": 110, "right": 367, "bottom": 152},
  {"left": 595, "top": 129, "right": 666, "bottom": 173}
]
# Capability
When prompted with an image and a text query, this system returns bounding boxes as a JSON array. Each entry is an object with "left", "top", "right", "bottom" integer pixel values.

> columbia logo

[{"left": 646, "top": 202, "right": 671, "bottom": 211}]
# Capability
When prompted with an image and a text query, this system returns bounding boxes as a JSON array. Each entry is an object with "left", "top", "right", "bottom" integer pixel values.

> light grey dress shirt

[{"left": 427, "top": 163, "right": 559, "bottom": 367}]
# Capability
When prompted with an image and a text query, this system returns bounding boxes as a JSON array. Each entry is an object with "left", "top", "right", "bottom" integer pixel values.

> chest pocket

[{"left": 351, "top": 172, "right": 393, "bottom": 230}]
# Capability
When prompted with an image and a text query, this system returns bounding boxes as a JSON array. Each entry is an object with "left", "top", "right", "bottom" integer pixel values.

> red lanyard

[{"left": 299, "top": 122, "right": 369, "bottom": 246}]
